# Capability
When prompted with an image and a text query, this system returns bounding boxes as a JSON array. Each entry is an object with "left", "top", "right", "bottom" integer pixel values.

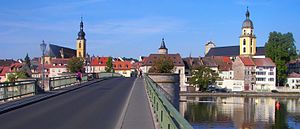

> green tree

[
  {"left": 105, "top": 57, "right": 114, "bottom": 72},
  {"left": 148, "top": 55, "right": 174, "bottom": 73},
  {"left": 7, "top": 73, "right": 16, "bottom": 82},
  {"left": 265, "top": 32, "right": 298, "bottom": 85},
  {"left": 6, "top": 71, "right": 29, "bottom": 82},
  {"left": 188, "top": 66, "right": 219, "bottom": 91},
  {"left": 67, "top": 57, "right": 84, "bottom": 73}
]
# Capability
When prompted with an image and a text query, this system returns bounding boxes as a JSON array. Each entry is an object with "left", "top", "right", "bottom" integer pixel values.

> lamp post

[{"left": 40, "top": 40, "right": 47, "bottom": 91}]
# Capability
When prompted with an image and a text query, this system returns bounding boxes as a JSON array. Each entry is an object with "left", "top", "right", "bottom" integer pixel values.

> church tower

[
  {"left": 76, "top": 17, "right": 86, "bottom": 58},
  {"left": 158, "top": 38, "right": 168, "bottom": 54},
  {"left": 240, "top": 7, "right": 256, "bottom": 56}
]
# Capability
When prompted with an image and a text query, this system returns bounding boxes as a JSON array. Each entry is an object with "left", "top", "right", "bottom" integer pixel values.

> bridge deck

[
  {"left": 121, "top": 78, "right": 156, "bottom": 129},
  {"left": 0, "top": 77, "right": 156, "bottom": 129}
]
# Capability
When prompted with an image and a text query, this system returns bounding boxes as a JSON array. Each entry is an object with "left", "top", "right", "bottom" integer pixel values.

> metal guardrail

[
  {"left": 49, "top": 74, "right": 88, "bottom": 90},
  {"left": 49, "top": 72, "right": 122, "bottom": 90},
  {"left": 144, "top": 75, "right": 193, "bottom": 129},
  {"left": 0, "top": 80, "right": 37, "bottom": 102}
]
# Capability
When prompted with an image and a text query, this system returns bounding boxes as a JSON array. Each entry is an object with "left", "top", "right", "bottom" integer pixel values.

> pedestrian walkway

[{"left": 122, "top": 78, "right": 156, "bottom": 129}]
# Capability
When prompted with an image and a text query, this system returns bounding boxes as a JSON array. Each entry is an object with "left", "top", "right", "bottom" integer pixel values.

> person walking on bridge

[{"left": 76, "top": 71, "right": 82, "bottom": 84}]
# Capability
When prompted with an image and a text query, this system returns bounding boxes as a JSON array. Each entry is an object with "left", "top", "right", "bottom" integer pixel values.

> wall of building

[
  {"left": 286, "top": 77, "right": 300, "bottom": 89},
  {"left": 216, "top": 79, "right": 244, "bottom": 92},
  {"left": 255, "top": 66, "right": 276, "bottom": 91},
  {"left": 49, "top": 67, "right": 68, "bottom": 77},
  {"left": 115, "top": 69, "right": 132, "bottom": 77}
]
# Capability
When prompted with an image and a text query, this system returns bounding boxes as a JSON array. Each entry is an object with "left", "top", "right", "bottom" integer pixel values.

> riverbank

[{"left": 180, "top": 92, "right": 300, "bottom": 97}]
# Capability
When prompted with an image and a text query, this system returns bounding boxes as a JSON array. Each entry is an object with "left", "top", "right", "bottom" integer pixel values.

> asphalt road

[{"left": 0, "top": 77, "right": 136, "bottom": 129}]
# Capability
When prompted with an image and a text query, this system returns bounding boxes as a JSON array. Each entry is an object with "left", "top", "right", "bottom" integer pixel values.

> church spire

[
  {"left": 77, "top": 17, "right": 86, "bottom": 40},
  {"left": 159, "top": 38, "right": 167, "bottom": 49},
  {"left": 80, "top": 17, "right": 83, "bottom": 30},
  {"left": 158, "top": 38, "right": 168, "bottom": 54},
  {"left": 246, "top": 6, "right": 250, "bottom": 19}
]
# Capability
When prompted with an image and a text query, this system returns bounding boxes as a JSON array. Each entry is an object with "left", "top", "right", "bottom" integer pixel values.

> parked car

[
  {"left": 271, "top": 90, "right": 279, "bottom": 93},
  {"left": 206, "top": 86, "right": 229, "bottom": 93}
]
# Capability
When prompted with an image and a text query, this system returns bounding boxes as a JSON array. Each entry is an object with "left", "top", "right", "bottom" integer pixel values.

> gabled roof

[
  {"left": 143, "top": 54, "right": 184, "bottom": 66},
  {"left": 91, "top": 57, "right": 109, "bottom": 66},
  {"left": 252, "top": 58, "right": 276, "bottom": 67},
  {"left": 288, "top": 72, "right": 300, "bottom": 78},
  {"left": 48, "top": 44, "right": 76, "bottom": 58},
  {"left": 205, "top": 45, "right": 265, "bottom": 57},
  {"left": 201, "top": 57, "right": 218, "bottom": 67},
  {"left": 182, "top": 57, "right": 203, "bottom": 69},
  {"left": 211, "top": 56, "right": 233, "bottom": 71},
  {"left": 113, "top": 61, "right": 132, "bottom": 70},
  {"left": 239, "top": 56, "right": 255, "bottom": 66}
]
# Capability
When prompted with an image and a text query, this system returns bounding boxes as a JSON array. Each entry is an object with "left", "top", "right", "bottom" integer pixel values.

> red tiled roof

[
  {"left": 51, "top": 58, "right": 69, "bottom": 65},
  {"left": 113, "top": 61, "right": 132, "bottom": 70},
  {"left": 10, "top": 63, "right": 23, "bottom": 68},
  {"left": 288, "top": 72, "right": 300, "bottom": 78},
  {"left": 239, "top": 56, "right": 255, "bottom": 66},
  {"left": 253, "top": 58, "right": 276, "bottom": 67},
  {"left": 0, "top": 66, "right": 10, "bottom": 76},
  {"left": 91, "top": 57, "right": 109, "bottom": 66},
  {"left": 211, "top": 56, "right": 233, "bottom": 71}
]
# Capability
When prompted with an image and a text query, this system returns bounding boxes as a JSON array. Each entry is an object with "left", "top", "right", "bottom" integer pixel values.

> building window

[
  {"left": 292, "top": 79, "right": 294, "bottom": 83},
  {"left": 243, "top": 47, "right": 246, "bottom": 53},
  {"left": 250, "top": 47, "right": 252, "bottom": 53},
  {"left": 79, "top": 43, "right": 81, "bottom": 48},
  {"left": 251, "top": 30, "right": 253, "bottom": 35},
  {"left": 256, "top": 72, "right": 266, "bottom": 75},
  {"left": 244, "top": 30, "right": 246, "bottom": 35},
  {"left": 269, "top": 72, "right": 274, "bottom": 75},
  {"left": 256, "top": 78, "right": 266, "bottom": 81},
  {"left": 243, "top": 39, "right": 246, "bottom": 45},
  {"left": 268, "top": 78, "right": 274, "bottom": 81},
  {"left": 250, "top": 39, "right": 253, "bottom": 45},
  {"left": 79, "top": 52, "right": 82, "bottom": 57}
]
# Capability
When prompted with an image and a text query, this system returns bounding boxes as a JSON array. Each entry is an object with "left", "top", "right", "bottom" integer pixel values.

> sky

[{"left": 0, "top": 0, "right": 299, "bottom": 59}]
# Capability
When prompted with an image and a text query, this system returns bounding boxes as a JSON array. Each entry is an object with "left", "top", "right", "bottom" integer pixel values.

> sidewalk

[{"left": 122, "top": 78, "right": 156, "bottom": 129}]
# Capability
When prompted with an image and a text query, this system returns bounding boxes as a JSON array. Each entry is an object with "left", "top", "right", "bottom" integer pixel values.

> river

[{"left": 179, "top": 96, "right": 300, "bottom": 129}]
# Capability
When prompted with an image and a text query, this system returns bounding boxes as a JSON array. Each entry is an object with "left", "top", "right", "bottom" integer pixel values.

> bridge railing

[
  {"left": 49, "top": 72, "right": 121, "bottom": 90},
  {"left": 144, "top": 75, "right": 193, "bottom": 129},
  {"left": 49, "top": 74, "right": 88, "bottom": 91},
  {"left": 0, "top": 80, "right": 37, "bottom": 102}
]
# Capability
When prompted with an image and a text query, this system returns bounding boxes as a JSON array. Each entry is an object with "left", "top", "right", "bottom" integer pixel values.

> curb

[{"left": 0, "top": 77, "right": 111, "bottom": 115}]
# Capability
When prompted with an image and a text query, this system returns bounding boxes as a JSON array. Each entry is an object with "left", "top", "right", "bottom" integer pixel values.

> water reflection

[{"left": 180, "top": 96, "right": 300, "bottom": 129}]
